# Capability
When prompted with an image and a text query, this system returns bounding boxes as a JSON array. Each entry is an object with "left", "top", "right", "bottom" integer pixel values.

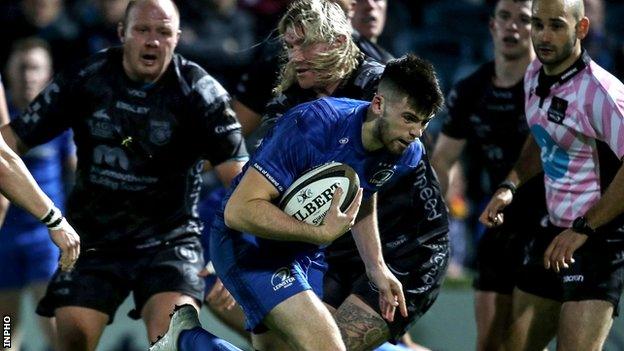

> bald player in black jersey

[
  {"left": 431, "top": 1, "right": 547, "bottom": 350},
  {"left": 0, "top": 0, "right": 247, "bottom": 349}
]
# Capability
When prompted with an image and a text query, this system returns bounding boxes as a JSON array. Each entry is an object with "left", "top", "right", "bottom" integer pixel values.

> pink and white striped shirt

[{"left": 525, "top": 52, "right": 624, "bottom": 227}]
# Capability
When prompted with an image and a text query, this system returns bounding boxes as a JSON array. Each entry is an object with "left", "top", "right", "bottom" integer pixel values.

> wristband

[
  {"left": 40, "top": 206, "right": 62, "bottom": 227},
  {"left": 497, "top": 180, "right": 517, "bottom": 196},
  {"left": 48, "top": 217, "right": 67, "bottom": 231}
]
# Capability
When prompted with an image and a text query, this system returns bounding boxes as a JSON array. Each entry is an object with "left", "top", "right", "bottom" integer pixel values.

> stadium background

[{"left": 2, "top": 0, "right": 624, "bottom": 350}]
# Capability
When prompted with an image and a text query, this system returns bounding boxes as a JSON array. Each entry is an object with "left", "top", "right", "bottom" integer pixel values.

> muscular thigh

[{"left": 132, "top": 236, "right": 205, "bottom": 319}]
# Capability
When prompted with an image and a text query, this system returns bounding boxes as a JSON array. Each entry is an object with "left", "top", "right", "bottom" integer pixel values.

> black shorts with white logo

[
  {"left": 324, "top": 234, "right": 449, "bottom": 340},
  {"left": 473, "top": 176, "right": 548, "bottom": 294},
  {"left": 37, "top": 235, "right": 205, "bottom": 322},
  {"left": 516, "top": 223, "right": 624, "bottom": 315}
]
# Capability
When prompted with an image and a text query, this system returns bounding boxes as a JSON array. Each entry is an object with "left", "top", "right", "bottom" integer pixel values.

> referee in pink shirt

[{"left": 480, "top": 0, "right": 624, "bottom": 350}]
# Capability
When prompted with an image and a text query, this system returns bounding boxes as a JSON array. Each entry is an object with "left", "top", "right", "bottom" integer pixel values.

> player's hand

[
  {"left": 543, "top": 228, "right": 587, "bottom": 272},
  {"left": 48, "top": 218, "right": 80, "bottom": 271},
  {"left": 205, "top": 277, "right": 237, "bottom": 311},
  {"left": 320, "top": 187, "right": 363, "bottom": 244},
  {"left": 479, "top": 188, "right": 513, "bottom": 228},
  {"left": 367, "top": 265, "right": 408, "bottom": 322}
]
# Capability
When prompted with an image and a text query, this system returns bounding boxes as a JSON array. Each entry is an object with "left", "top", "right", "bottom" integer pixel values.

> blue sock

[{"left": 178, "top": 327, "right": 243, "bottom": 351}]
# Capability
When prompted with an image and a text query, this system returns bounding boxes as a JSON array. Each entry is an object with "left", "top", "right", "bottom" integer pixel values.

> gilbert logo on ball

[{"left": 279, "top": 162, "right": 359, "bottom": 226}]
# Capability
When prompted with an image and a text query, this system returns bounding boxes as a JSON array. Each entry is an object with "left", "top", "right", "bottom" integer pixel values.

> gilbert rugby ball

[{"left": 279, "top": 162, "right": 360, "bottom": 226}]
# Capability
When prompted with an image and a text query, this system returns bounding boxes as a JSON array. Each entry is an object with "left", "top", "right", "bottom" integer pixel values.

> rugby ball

[{"left": 279, "top": 162, "right": 360, "bottom": 226}]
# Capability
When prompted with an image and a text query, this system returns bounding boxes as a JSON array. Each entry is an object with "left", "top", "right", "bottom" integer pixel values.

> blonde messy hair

[{"left": 274, "top": 0, "right": 362, "bottom": 94}]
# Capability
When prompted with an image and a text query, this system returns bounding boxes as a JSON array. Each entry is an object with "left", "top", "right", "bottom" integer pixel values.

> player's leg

[
  {"left": 54, "top": 306, "right": 109, "bottom": 351},
  {"left": 331, "top": 236, "right": 449, "bottom": 351},
  {"left": 26, "top": 233, "right": 62, "bottom": 350},
  {"left": 503, "top": 288, "right": 560, "bottom": 351},
  {"left": 474, "top": 291, "right": 511, "bottom": 351},
  {"left": 30, "top": 282, "right": 58, "bottom": 350},
  {"left": 557, "top": 300, "right": 612, "bottom": 351},
  {"left": 37, "top": 251, "right": 133, "bottom": 351},
  {"left": 0, "top": 289, "right": 22, "bottom": 351},
  {"left": 334, "top": 294, "right": 390, "bottom": 351},
  {"left": 472, "top": 227, "right": 517, "bottom": 351},
  {"left": 555, "top": 235, "right": 624, "bottom": 351},
  {"left": 257, "top": 289, "right": 345, "bottom": 351},
  {"left": 135, "top": 237, "right": 205, "bottom": 341}
]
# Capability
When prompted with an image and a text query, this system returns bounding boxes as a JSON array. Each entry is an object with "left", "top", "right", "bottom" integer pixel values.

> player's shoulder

[
  {"left": 68, "top": 47, "right": 119, "bottom": 81},
  {"left": 454, "top": 61, "right": 494, "bottom": 90},
  {"left": 580, "top": 59, "right": 624, "bottom": 111},
  {"left": 399, "top": 139, "right": 424, "bottom": 168},
  {"left": 173, "top": 53, "right": 229, "bottom": 101},
  {"left": 525, "top": 58, "right": 542, "bottom": 81}
]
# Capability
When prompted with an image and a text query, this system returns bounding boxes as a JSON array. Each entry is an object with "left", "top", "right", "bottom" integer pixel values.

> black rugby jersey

[
  {"left": 328, "top": 151, "right": 449, "bottom": 259},
  {"left": 442, "top": 61, "right": 528, "bottom": 187},
  {"left": 246, "top": 57, "right": 384, "bottom": 152},
  {"left": 10, "top": 47, "right": 247, "bottom": 248},
  {"left": 234, "top": 33, "right": 394, "bottom": 116}
]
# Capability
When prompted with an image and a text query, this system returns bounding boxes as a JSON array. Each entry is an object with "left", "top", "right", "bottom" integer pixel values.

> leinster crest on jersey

[{"left": 149, "top": 120, "right": 172, "bottom": 145}]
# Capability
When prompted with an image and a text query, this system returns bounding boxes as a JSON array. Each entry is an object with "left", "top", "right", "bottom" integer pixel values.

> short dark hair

[
  {"left": 378, "top": 54, "right": 444, "bottom": 118},
  {"left": 121, "top": 0, "right": 180, "bottom": 31},
  {"left": 9, "top": 37, "right": 52, "bottom": 57}
]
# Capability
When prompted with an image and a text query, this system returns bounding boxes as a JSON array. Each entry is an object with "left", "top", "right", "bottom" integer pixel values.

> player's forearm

[
  {"left": 584, "top": 163, "right": 624, "bottom": 229},
  {"left": 224, "top": 198, "right": 326, "bottom": 244},
  {"left": 507, "top": 134, "right": 543, "bottom": 188},
  {"left": 0, "top": 147, "right": 52, "bottom": 219},
  {"left": 351, "top": 196, "right": 385, "bottom": 271}
]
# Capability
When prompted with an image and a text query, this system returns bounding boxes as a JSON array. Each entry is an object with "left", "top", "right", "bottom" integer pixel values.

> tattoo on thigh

[{"left": 335, "top": 300, "right": 390, "bottom": 351}]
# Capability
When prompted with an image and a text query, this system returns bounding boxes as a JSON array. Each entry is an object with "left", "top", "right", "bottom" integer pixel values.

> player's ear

[
  {"left": 371, "top": 93, "right": 384, "bottom": 115},
  {"left": 118, "top": 22, "right": 125, "bottom": 43},
  {"left": 576, "top": 17, "right": 589, "bottom": 40}
]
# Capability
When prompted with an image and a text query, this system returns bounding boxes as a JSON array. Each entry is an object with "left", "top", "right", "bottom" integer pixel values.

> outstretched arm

[
  {"left": 0, "top": 124, "right": 80, "bottom": 271},
  {"left": 351, "top": 194, "right": 408, "bottom": 322}
]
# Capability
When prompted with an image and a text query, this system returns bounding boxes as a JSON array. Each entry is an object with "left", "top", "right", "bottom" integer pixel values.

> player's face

[
  {"left": 7, "top": 48, "right": 52, "bottom": 104},
  {"left": 284, "top": 25, "right": 335, "bottom": 91},
  {"left": 490, "top": 0, "right": 532, "bottom": 60},
  {"left": 377, "top": 94, "right": 430, "bottom": 155},
  {"left": 530, "top": 0, "right": 584, "bottom": 73},
  {"left": 119, "top": 0, "right": 180, "bottom": 83},
  {"left": 352, "top": 0, "right": 387, "bottom": 41}
]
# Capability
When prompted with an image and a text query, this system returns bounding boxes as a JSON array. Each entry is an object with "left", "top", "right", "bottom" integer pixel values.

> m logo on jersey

[
  {"left": 547, "top": 96, "right": 568, "bottom": 124},
  {"left": 271, "top": 267, "right": 295, "bottom": 291},
  {"left": 149, "top": 120, "right": 172, "bottom": 145},
  {"left": 93, "top": 145, "right": 129, "bottom": 170}
]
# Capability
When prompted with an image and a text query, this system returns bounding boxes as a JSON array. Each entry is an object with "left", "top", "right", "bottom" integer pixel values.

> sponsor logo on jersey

[
  {"left": 369, "top": 169, "right": 394, "bottom": 186},
  {"left": 88, "top": 110, "right": 114, "bottom": 138},
  {"left": 149, "top": 120, "right": 172, "bottom": 145},
  {"left": 93, "top": 145, "right": 129, "bottom": 170},
  {"left": 271, "top": 267, "right": 295, "bottom": 291},
  {"left": 115, "top": 101, "right": 149, "bottom": 114},
  {"left": 547, "top": 96, "right": 568, "bottom": 124},
  {"left": 562, "top": 274, "right": 584, "bottom": 283}
]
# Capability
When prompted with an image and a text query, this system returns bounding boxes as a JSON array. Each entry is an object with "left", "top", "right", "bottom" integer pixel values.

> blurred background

[{"left": 1, "top": 0, "right": 624, "bottom": 350}]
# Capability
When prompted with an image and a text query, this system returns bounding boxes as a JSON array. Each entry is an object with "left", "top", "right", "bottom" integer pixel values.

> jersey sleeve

[
  {"left": 9, "top": 72, "right": 75, "bottom": 148},
  {"left": 440, "top": 81, "right": 470, "bottom": 139},
  {"left": 191, "top": 75, "right": 249, "bottom": 165},
  {"left": 250, "top": 106, "right": 320, "bottom": 194},
  {"left": 586, "top": 88, "right": 624, "bottom": 159}
]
